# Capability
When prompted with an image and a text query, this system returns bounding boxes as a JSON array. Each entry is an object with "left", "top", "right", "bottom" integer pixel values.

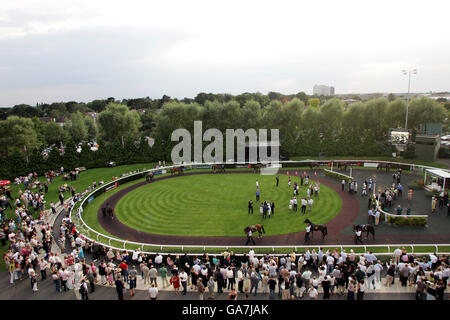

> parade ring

[{"left": 93, "top": 170, "right": 360, "bottom": 246}]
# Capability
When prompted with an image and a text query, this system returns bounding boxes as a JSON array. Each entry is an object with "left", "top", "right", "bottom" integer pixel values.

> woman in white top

[{"left": 66, "top": 268, "right": 75, "bottom": 290}]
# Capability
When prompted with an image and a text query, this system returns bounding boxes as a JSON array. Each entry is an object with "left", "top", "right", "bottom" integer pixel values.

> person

[
  {"left": 293, "top": 197, "right": 298, "bottom": 212},
  {"left": 128, "top": 268, "right": 137, "bottom": 298},
  {"left": 308, "top": 198, "right": 313, "bottom": 211},
  {"left": 31, "top": 271, "right": 39, "bottom": 292},
  {"left": 179, "top": 269, "right": 188, "bottom": 295},
  {"left": 268, "top": 276, "right": 277, "bottom": 300},
  {"left": 270, "top": 201, "right": 275, "bottom": 216},
  {"left": 301, "top": 198, "right": 307, "bottom": 214},
  {"left": 396, "top": 205, "right": 403, "bottom": 215},
  {"left": 256, "top": 189, "right": 260, "bottom": 202},
  {"left": 322, "top": 275, "right": 330, "bottom": 299},
  {"left": 276, "top": 176, "right": 279, "bottom": 187},
  {"left": 431, "top": 196, "right": 437, "bottom": 213},
  {"left": 354, "top": 228, "right": 363, "bottom": 244},
  {"left": 79, "top": 279, "right": 89, "bottom": 300},
  {"left": 148, "top": 283, "right": 158, "bottom": 300},
  {"left": 115, "top": 277, "right": 125, "bottom": 300},
  {"left": 207, "top": 276, "right": 215, "bottom": 299},
  {"left": 347, "top": 279, "right": 356, "bottom": 300},
  {"left": 356, "top": 279, "right": 365, "bottom": 300},
  {"left": 249, "top": 272, "right": 259, "bottom": 296},
  {"left": 415, "top": 276, "right": 426, "bottom": 300},
  {"left": 248, "top": 200, "right": 253, "bottom": 214},
  {"left": 228, "top": 288, "right": 238, "bottom": 300},
  {"left": 246, "top": 229, "right": 256, "bottom": 246},
  {"left": 341, "top": 179, "right": 345, "bottom": 191},
  {"left": 159, "top": 264, "right": 169, "bottom": 288},
  {"left": 304, "top": 224, "right": 311, "bottom": 243},
  {"left": 170, "top": 273, "right": 181, "bottom": 295},
  {"left": 197, "top": 278, "right": 206, "bottom": 300},
  {"left": 308, "top": 286, "right": 318, "bottom": 299}
]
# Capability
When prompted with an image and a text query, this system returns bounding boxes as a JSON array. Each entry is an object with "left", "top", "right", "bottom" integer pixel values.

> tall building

[{"left": 313, "top": 85, "right": 335, "bottom": 96}]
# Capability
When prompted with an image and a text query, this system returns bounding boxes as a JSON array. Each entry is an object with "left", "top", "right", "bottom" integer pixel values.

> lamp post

[{"left": 402, "top": 69, "right": 417, "bottom": 130}]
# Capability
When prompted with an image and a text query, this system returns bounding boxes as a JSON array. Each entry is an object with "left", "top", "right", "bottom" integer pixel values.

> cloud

[{"left": 0, "top": 0, "right": 449, "bottom": 105}]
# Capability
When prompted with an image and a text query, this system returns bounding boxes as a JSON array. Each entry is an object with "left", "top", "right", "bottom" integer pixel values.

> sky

[{"left": 0, "top": 0, "right": 449, "bottom": 106}]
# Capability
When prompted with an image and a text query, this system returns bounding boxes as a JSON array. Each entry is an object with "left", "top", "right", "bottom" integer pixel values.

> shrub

[{"left": 323, "top": 169, "right": 353, "bottom": 182}]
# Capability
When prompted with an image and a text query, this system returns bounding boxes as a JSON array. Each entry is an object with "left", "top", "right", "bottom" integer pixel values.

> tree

[
  {"left": 407, "top": 96, "right": 447, "bottom": 130},
  {"left": 44, "top": 122, "right": 68, "bottom": 146},
  {"left": 10, "top": 104, "right": 40, "bottom": 118},
  {"left": 65, "top": 112, "right": 88, "bottom": 144},
  {"left": 295, "top": 92, "right": 308, "bottom": 105},
  {"left": 308, "top": 98, "right": 320, "bottom": 109},
  {"left": 385, "top": 99, "right": 406, "bottom": 129},
  {"left": 97, "top": 103, "right": 142, "bottom": 144},
  {"left": 84, "top": 116, "right": 98, "bottom": 141},
  {"left": 0, "top": 116, "right": 41, "bottom": 157}
]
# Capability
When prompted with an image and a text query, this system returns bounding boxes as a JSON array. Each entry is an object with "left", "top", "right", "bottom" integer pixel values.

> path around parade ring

[{"left": 97, "top": 170, "right": 450, "bottom": 246}]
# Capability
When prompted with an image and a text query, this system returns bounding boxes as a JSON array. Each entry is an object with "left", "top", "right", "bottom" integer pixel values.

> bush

[{"left": 385, "top": 214, "right": 427, "bottom": 226}]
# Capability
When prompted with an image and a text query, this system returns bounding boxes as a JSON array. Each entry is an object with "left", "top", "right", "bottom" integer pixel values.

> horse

[
  {"left": 212, "top": 164, "right": 225, "bottom": 173},
  {"left": 304, "top": 219, "right": 328, "bottom": 240},
  {"left": 171, "top": 166, "right": 184, "bottom": 175},
  {"left": 252, "top": 164, "right": 266, "bottom": 173},
  {"left": 377, "top": 163, "right": 391, "bottom": 172},
  {"left": 337, "top": 162, "right": 348, "bottom": 172},
  {"left": 353, "top": 224, "right": 375, "bottom": 240},
  {"left": 106, "top": 207, "right": 114, "bottom": 219},
  {"left": 244, "top": 224, "right": 266, "bottom": 238},
  {"left": 145, "top": 172, "right": 154, "bottom": 182}
]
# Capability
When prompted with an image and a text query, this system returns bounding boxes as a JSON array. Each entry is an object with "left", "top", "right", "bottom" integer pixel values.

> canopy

[
  {"left": 424, "top": 169, "right": 450, "bottom": 191},
  {"left": 0, "top": 180, "right": 11, "bottom": 186},
  {"left": 425, "top": 169, "right": 450, "bottom": 179}
]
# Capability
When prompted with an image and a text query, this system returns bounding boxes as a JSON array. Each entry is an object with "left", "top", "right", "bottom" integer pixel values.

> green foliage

[
  {"left": 385, "top": 214, "right": 427, "bottom": 226},
  {"left": 308, "top": 98, "right": 320, "bottom": 109},
  {"left": 0, "top": 116, "right": 42, "bottom": 157},
  {"left": 324, "top": 169, "right": 353, "bottom": 182},
  {"left": 97, "top": 103, "right": 142, "bottom": 144}
]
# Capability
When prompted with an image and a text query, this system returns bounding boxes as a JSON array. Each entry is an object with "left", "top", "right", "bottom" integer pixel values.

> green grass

[{"left": 113, "top": 173, "right": 342, "bottom": 237}]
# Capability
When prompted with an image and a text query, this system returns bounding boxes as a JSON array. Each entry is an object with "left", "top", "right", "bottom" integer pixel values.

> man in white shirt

[
  {"left": 179, "top": 269, "right": 188, "bottom": 295},
  {"left": 302, "top": 268, "right": 312, "bottom": 289},
  {"left": 155, "top": 253, "right": 163, "bottom": 268},
  {"left": 374, "top": 261, "right": 383, "bottom": 284},
  {"left": 305, "top": 225, "right": 311, "bottom": 243},
  {"left": 393, "top": 247, "right": 402, "bottom": 264},
  {"left": 148, "top": 283, "right": 158, "bottom": 300}
]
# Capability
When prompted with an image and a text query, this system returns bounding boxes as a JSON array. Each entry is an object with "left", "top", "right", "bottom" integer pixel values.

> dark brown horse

[
  {"left": 244, "top": 224, "right": 266, "bottom": 238},
  {"left": 304, "top": 219, "right": 328, "bottom": 240},
  {"left": 145, "top": 172, "right": 154, "bottom": 182},
  {"left": 171, "top": 166, "right": 184, "bottom": 175},
  {"left": 252, "top": 164, "right": 266, "bottom": 173},
  {"left": 353, "top": 224, "right": 375, "bottom": 240},
  {"left": 212, "top": 164, "right": 225, "bottom": 173}
]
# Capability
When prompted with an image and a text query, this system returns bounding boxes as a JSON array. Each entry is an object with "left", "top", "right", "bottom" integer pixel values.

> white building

[{"left": 313, "top": 85, "right": 335, "bottom": 96}]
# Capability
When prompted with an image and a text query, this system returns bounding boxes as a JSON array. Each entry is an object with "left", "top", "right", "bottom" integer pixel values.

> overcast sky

[{"left": 0, "top": 0, "right": 449, "bottom": 106}]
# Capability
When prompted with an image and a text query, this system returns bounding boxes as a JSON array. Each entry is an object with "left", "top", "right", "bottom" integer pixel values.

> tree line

[{"left": 0, "top": 92, "right": 447, "bottom": 180}]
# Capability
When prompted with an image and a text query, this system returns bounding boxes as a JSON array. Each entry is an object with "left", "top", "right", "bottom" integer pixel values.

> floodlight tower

[{"left": 402, "top": 68, "right": 417, "bottom": 130}]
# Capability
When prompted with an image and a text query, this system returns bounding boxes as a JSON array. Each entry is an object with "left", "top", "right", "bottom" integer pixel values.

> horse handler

[
  {"left": 246, "top": 229, "right": 256, "bottom": 246},
  {"left": 304, "top": 224, "right": 311, "bottom": 243},
  {"left": 354, "top": 228, "right": 363, "bottom": 244}
]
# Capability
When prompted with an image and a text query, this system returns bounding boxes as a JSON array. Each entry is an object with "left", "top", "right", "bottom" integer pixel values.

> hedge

[
  {"left": 323, "top": 169, "right": 354, "bottom": 182},
  {"left": 380, "top": 211, "right": 428, "bottom": 226}
]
